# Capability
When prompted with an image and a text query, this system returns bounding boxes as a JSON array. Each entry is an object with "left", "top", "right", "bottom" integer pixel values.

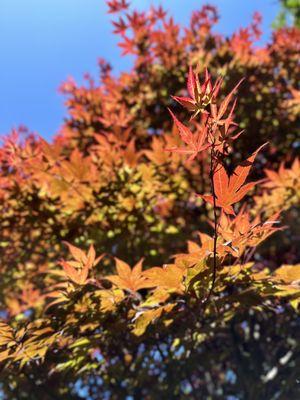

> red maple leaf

[
  {"left": 165, "top": 109, "right": 210, "bottom": 161},
  {"left": 200, "top": 143, "right": 267, "bottom": 214},
  {"left": 107, "top": 0, "right": 129, "bottom": 14},
  {"left": 172, "top": 67, "right": 222, "bottom": 118}
]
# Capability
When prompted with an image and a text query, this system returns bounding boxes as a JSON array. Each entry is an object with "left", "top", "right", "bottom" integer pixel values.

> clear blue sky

[{"left": 0, "top": 0, "right": 279, "bottom": 139}]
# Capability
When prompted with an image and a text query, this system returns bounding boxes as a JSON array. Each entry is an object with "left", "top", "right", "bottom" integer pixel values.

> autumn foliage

[{"left": 0, "top": 1, "right": 299, "bottom": 399}]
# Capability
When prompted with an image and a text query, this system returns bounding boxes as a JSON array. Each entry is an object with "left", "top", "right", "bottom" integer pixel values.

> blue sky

[{"left": 0, "top": 0, "right": 279, "bottom": 139}]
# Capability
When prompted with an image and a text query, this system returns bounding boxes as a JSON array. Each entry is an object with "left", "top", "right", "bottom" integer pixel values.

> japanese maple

[{"left": 0, "top": 1, "right": 299, "bottom": 399}]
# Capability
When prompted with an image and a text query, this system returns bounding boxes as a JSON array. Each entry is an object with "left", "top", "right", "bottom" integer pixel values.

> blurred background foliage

[
  {"left": 273, "top": 0, "right": 300, "bottom": 28},
  {"left": 0, "top": 1, "right": 299, "bottom": 399}
]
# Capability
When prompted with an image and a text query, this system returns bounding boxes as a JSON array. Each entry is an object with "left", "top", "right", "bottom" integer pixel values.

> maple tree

[{"left": 0, "top": 1, "right": 299, "bottom": 399}]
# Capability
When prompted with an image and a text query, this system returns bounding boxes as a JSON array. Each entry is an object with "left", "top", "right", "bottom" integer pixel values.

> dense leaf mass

[{"left": 0, "top": 1, "right": 299, "bottom": 399}]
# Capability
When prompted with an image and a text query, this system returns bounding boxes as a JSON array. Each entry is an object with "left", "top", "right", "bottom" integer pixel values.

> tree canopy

[{"left": 0, "top": 1, "right": 299, "bottom": 399}]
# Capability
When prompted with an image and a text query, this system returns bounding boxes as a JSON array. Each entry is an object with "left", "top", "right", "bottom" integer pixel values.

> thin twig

[{"left": 204, "top": 143, "right": 218, "bottom": 305}]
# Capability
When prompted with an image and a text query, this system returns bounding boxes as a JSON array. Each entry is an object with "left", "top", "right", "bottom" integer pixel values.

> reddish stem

[{"left": 204, "top": 143, "right": 218, "bottom": 305}]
